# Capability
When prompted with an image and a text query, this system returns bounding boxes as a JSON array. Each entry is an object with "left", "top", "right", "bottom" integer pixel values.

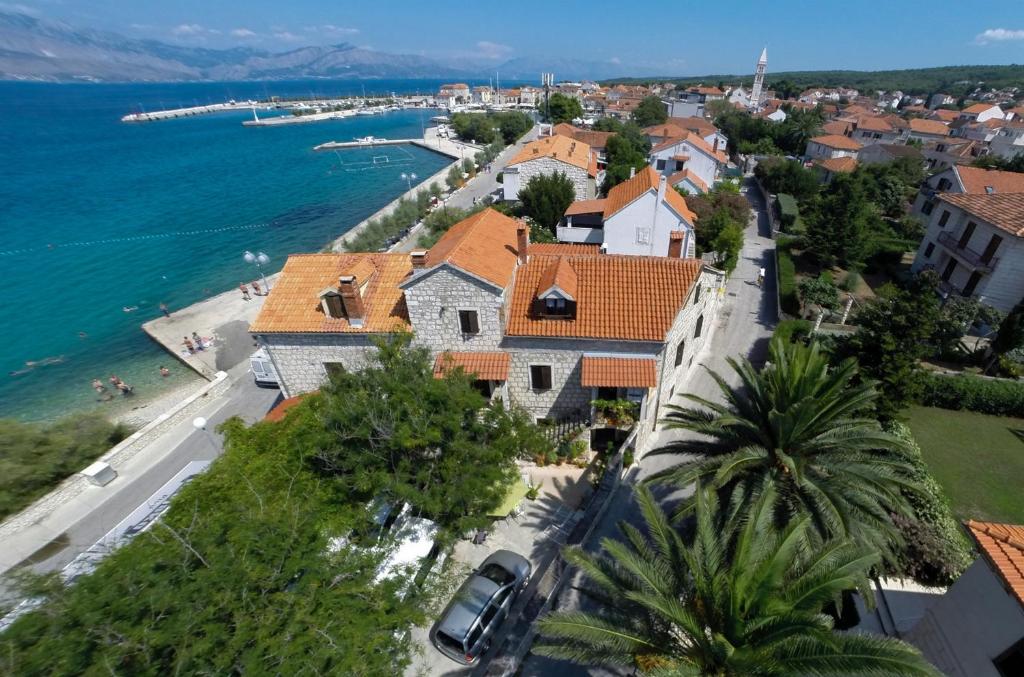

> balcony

[
  {"left": 936, "top": 230, "right": 998, "bottom": 273},
  {"left": 557, "top": 224, "right": 604, "bottom": 244}
]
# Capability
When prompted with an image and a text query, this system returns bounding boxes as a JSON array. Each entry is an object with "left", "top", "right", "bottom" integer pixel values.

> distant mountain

[{"left": 0, "top": 12, "right": 467, "bottom": 82}]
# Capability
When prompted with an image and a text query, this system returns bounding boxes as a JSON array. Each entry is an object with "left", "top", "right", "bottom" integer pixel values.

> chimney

[
  {"left": 410, "top": 250, "right": 428, "bottom": 269},
  {"left": 517, "top": 226, "right": 529, "bottom": 264},
  {"left": 338, "top": 275, "right": 365, "bottom": 327},
  {"left": 630, "top": 166, "right": 636, "bottom": 178},
  {"left": 713, "top": 136, "right": 719, "bottom": 153},
  {"left": 668, "top": 231, "right": 685, "bottom": 258},
  {"left": 657, "top": 174, "right": 667, "bottom": 203}
]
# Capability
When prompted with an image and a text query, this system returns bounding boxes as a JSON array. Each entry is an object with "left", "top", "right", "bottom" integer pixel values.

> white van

[{"left": 250, "top": 348, "right": 279, "bottom": 388}]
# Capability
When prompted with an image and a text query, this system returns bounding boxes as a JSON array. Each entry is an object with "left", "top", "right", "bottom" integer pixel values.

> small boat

[{"left": 354, "top": 136, "right": 388, "bottom": 145}]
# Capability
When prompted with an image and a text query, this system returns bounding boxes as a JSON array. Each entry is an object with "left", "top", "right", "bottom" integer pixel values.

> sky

[{"left": 5, "top": 0, "right": 1024, "bottom": 75}]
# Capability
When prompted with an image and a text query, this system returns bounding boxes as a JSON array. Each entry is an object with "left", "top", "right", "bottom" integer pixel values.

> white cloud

[
  {"left": 608, "top": 56, "right": 621, "bottom": 64},
  {"left": 476, "top": 40, "right": 512, "bottom": 60},
  {"left": 231, "top": 27, "right": 257, "bottom": 38},
  {"left": 311, "top": 24, "right": 359, "bottom": 37},
  {"left": 172, "top": 23, "right": 205, "bottom": 36},
  {"left": 975, "top": 28, "right": 1024, "bottom": 45},
  {"left": 273, "top": 31, "right": 302, "bottom": 42}
]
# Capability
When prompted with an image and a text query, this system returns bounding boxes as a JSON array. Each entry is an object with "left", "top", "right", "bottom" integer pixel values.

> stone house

[
  {"left": 904, "top": 520, "right": 1024, "bottom": 676},
  {"left": 805, "top": 134, "right": 863, "bottom": 161},
  {"left": 502, "top": 134, "right": 598, "bottom": 201},
  {"left": 559, "top": 166, "right": 698, "bottom": 258},
  {"left": 910, "top": 191, "right": 1024, "bottom": 313},
  {"left": 437, "top": 83, "right": 471, "bottom": 107},
  {"left": 250, "top": 209, "right": 724, "bottom": 452}
]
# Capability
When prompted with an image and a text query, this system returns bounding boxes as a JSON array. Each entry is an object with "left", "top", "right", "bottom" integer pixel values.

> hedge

[
  {"left": 776, "top": 237, "right": 800, "bottom": 316},
  {"left": 887, "top": 422, "right": 973, "bottom": 586},
  {"left": 773, "top": 319, "right": 812, "bottom": 345},
  {"left": 776, "top": 193, "right": 804, "bottom": 233},
  {"left": 917, "top": 371, "right": 1024, "bottom": 417}
]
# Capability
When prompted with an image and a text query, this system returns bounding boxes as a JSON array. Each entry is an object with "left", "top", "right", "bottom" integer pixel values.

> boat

[{"left": 354, "top": 136, "right": 388, "bottom": 145}]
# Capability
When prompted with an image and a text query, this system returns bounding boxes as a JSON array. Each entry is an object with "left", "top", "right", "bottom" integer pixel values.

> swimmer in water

[
  {"left": 123, "top": 306, "right": 139, "bottom": 313},
  {"left": 24, "top": 356, "right": 64, "bottom": 368},
  {"left": 78, "top": 331, "right": 88, "bottom": 339}
]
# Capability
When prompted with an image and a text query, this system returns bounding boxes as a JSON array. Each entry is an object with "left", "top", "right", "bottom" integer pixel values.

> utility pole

[{"left": 542, "top": 72, "right": 554, "bottom": 123}]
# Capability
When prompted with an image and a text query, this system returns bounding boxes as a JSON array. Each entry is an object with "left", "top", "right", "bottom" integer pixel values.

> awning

[
  {"left": 433, "top": 351, "right": 510, "bottom": 381},
  {"left": 581, "top": 356, "right": 657, "bottom": 388}
]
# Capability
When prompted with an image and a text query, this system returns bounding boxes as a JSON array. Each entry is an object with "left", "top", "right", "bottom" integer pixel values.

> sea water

[{"left": 0, "top": 79, "right": 483, "bottom": 422}]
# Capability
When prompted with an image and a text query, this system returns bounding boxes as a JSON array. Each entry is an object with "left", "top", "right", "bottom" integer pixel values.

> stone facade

[
  {"left": 257, "top": 332, "right": 377, "bottom": 397},
  {"left": 403, "top": 266, "right": 506, "bottom": 352},
  {"left": 504, "top": 156, "right": 591, "bottom": 202}
]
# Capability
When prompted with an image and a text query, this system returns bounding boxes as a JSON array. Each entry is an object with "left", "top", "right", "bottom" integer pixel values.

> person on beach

[
  {"left": 183, "top": 337, "right": 195, "bottom": 353},
  {"left": 191, "top": 331, "right": 204, "bottom": 350},
  {"left": 109, "top": 374, "right": 123, "bottom": 388},
  {"left": 240, "top": 283, "right": 251, "bottom": 301},
  {"left": 117, "top": 380, "right": 134, "bottom": 395},
  {"left": 92, "top": 378, "right": 106, "bottom": 393},
  {"left": 159, "top": 366, "right": 170, "bottom": 377},
  {"left": 159, "top": 302, "right": 170, "bottom": 317},
  {"left": 251, "top": 280, "right": 261, "bottom": 296}
]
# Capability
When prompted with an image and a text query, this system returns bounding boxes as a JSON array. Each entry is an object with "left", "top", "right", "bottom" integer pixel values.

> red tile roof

[
  {"left": 954, "top": 166, "right": 1024, "bottom": 194},
  {"left": 667, "top": 116, "right": 717, "bottom": 138},
  {"left": 965, "top": 520, "right": 1024, "bottom": 607},
  {"left": 250, "top": 253, "right": 411, "bottom": 334},
  {"left": 809, "top": 134, "right": 863, "bottom": 151},
  {"left": 508, "top": 134, "right": 594, "bottom": 174},
  {"left": 537, "top": 257, "right": 579, "bottom": 299},
  {"left": 909, "top": 118, "right": 950, "bottom": 136},
  {"left": 603, "top": 166, "right": 698, "bottom": 222},
  {"left": 425, "top": 208, "right": 523, "bottom": 288},
  {"left": 506, "top": 254, "right": 703, "bottom": 341},
  {"left": 529, "top": 243, "right": 601, "bottom": 255},
  {"left": 815, "top": 156, "right": 859, "bottom": 173},
  {"left": 930, "top": 109, "right": 960, "bottom": 122},
  {"left": 939, "top": 192, "right": 1024, "bottom": 237},
  {"left": 667, "top": 169, "right": 709, "bottom": 193},
  {"left": 963, "top": 103, "right": 1000, "bottom": 115},
  {"left": 581, "top": 356, "right": 658, "bottom": 388},
  {"left": 433, "top": 352, "right": 510, "bottom": 381},
  {"left": 263, "top": 394, "right": 310, "bottom": 422},
  {"left": 564, "top": 198, "right": 607, "bottom": 216},
  {"left": 821, "top": 120, "right": 853, "bottom": 136}
]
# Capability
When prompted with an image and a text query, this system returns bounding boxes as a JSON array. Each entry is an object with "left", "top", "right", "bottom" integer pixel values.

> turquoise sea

[{"left": 0, "top": 79, "right": 492, "bottom": 422}]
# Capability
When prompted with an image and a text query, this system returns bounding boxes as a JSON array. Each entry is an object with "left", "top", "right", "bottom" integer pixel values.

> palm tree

[
  {"left": 533, "top": 486, "right": 939, "bottom": 676},
  {"left": 647, "top": 338, "right": 922, "bottom": 561}
]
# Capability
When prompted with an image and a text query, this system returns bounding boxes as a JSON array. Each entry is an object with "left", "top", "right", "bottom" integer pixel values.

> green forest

[{"left": 605, "top": 64, "right": 1024, "bottom": 96}]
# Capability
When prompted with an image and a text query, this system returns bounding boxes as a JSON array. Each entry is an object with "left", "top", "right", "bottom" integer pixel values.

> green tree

[
  {"left": 710, "top": 218, "right": 744, "bottom": 272},
  {"left": 450, "top": 112, "right": 498, "bottom": 144},
  {"left": 649, "top": 338, "right": 922, "bottom": 559},
  {"left": 492, "top": 110, "right": 533, "bottom": 144},
  {"left": 799, "top": 271, "right": 840, "bottom": 309},
  {"left": 804, "top": 173, "right": 874, "bottom": 268},
  {"left": 753, "top": 157, "right": 819, "bottom": 202},
  {"left": 601, "top": 130, "right": 650, "bottom": 193},
  {"left": 987, "top": 300, "right": 1024, "bottom": 373},
  {"left": 632, "top": 95, "right": 668, "bottom": 127},
  {"left": 535, "top": 486, "right": 939, "bottom": 676},
  {"left": 445, "top": 164, "right": 464, "bottom": 191},
  {"left": 592, "top": 117, "right": 624, "bottom": 132},
  {"left": 518, "top": 172, "right": 576, "bottom": 235},
  {"left": 544, "top": 92, "right": 583, "bottom": 124}
]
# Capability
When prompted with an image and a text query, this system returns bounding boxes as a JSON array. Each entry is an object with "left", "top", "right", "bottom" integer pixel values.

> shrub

[
  {"left": 917, "top": 372, "right": 1024, "bottom": 416},
  {"left": 799, "top": 272, "right": 840, "bottom": 310},
  {"left": 840, "top": 270, "right": 861, "bottom": 293},
  {"left": 777, "top": 237, "right": 800, "bottom": 316},
  {"left": 776, "top": 193, "right": 804, "bottom": 232},
  {"left": 773, "top": 319, "right": 812, "bottom": 345},
  {"left": 886, "top": 422, "right": 973, "bottom": 585}
]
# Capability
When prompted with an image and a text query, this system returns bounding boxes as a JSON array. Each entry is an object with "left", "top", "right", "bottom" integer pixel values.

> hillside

[{"left": 604, "top": 64, "right": 1024, "bottom": 96}]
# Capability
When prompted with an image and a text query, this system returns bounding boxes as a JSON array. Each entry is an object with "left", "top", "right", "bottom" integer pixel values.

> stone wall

[
  {"left": 258, "top": 333, "right": 377, "bottom": 397},
  {"left": 404, "top": 266, "right": 506, "bottom": 352},
  {"left": 514, "top": 157, "right": 590, "bottom": 201}
]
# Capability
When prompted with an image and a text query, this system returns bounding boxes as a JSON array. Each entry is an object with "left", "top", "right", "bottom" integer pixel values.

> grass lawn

[{"left": 906, "top": 405, "right": 1024, "bottom": 524}]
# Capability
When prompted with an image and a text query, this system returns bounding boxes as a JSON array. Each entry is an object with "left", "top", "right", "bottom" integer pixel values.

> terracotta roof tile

[
  {"left": 433, "top": 352, "right": 510, "bottom": 381},
  {"left": 553, "top": 123, "right": 614, "bottom": 150},
  {"left": 425, "top": 208, "right": 523, "bottom": 288},
  {"left": 667, "top": 116, "right": 717, "bottom": 138},
  {"left": 506, "top": 254, "right": 703, "bottom": 341},
  {"left": 963, "top": 103, "right": 1000, "bottom": 114},
  {"left": 821, "top": 120, "right": 853, "bottom": 136},
  {"left": 537, "top": 257, "right": 579, "bottom": 299},
  {"left": 250, "top": 253, "right": 411, "bottom": 334},
  {"left": 581, "top": 356, "right": 657, "bottom": 388},
  {"left": 854, "top": 115, "right": 894, "bottom": 132},
  {"left": 955, "top": 166, "right": 1024, "bottom": 194},
  {"left": 965, "top": 520, "right": 1024, "bottom": 607},
  {"left": 528, "top": 243, "right": 601, "bottom": 255},
  {"left": 603, "top": 167, "right": 698, "bottom": 222},
  {"left": 644, "top": 123, "right": 690, "bottom": 139},
  {"left": 930, "top": 108, "right": 960, "bottom": 122},
  {"left": 667, "top": 169, "right": 709, "bottom": 193},
  {"left": 909, "top": 118, "right": 950, "bottom": 136},
  {"left": 939, "top": 192, "right": 1024, "bottom": 237},
  {"left": 809, "top": 134, "right": 863, "bottom": 150},
  {"left": 508, "top": 134, "right": 593, "bottom": 173},
  {"left": 815, "top": 156, "right": 859, "bottom": 173},
  {"left": 263, "top": 394, "right": 311, "bottom": 422},
  {"left": 564, "top": 198, "right": 607, "bottom": 216}
]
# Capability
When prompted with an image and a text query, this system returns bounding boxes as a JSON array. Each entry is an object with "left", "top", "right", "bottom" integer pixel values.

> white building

[
  {"left": 989, "top": 121, "right": 1024, "bottom": 160},
  {"left": 805, "top": 134, "right": 863, "bottom": 160},
  {"left": 437, "top": 83, "right": 470, "bottom": 107},
  {"left": 644, "top": 122, "right": 727, "bottom": 193},
  {"left": 911, "top": 165, "right": 1024, "bottom": 219},
  {"left": 911, "top": 191, "right": 1024, "bottom": 313},
  {"left": 959, "top": 103, "right": 1005, "bottom": 123},
  {"left": 503, "top": 134, "right": 597, "bottom": 201},
  {"left": 250, "top": 208, "right": 724, "bottom": 452},
  {"left": 559, "top": 167, "right": 698, "bottom": 257},
  {"left": 904, "top": 520, "right": 1024, "bottom": 677}
]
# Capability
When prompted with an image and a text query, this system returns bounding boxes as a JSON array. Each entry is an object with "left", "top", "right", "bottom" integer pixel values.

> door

[
  {"left": 941, "top": 259, "right": 957, "bottom": 282},
  {"left": 981, "top": 234, "right": 1003, "bottom": 264},
  {"left": 962, "top": 271, "right": 982, "bottom": 297},
  {"left": 957, "top": 221, "right": 976, "bottom": 249}
]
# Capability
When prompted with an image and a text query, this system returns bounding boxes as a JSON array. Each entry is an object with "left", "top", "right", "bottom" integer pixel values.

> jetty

[
  {"left": 121, "top": 101, "right": 263, "bottom": 123},
  {"left": 313, "top": 138, "right": 418, "bottom": 150}
]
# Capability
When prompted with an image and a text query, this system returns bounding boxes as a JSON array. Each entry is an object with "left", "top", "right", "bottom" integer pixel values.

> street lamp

[
  {"left": 400, "top": 172, "right": 417, "bottom": 191},
  {"left": 192, "top": 417, "right": 220, "bottom": 455},
  {"left": 243, "top": 250, "right": 270, "bottom": 293}
]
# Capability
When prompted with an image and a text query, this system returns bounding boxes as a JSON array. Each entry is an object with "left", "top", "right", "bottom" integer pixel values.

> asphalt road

[{"left": 518, "top": 175, "right": 778, "bottom": 676}]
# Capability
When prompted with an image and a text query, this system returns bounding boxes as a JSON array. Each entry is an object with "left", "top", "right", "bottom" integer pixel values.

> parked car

[
  {"left": 430, "top": 550, "right": 531, "bottom": 664},
  {"left": 249, "top": 348, "right": 279, "bottom": 388}
]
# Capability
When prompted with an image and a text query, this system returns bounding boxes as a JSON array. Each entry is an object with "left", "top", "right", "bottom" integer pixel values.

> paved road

[
  {"left": 394, "top": 126, "right": 539, "bottom": 253},
  {"left": 517, "top": 175, "right": 778, "bottom": 676}
]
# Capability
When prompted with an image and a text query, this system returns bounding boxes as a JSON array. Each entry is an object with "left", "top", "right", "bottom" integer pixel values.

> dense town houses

[
  {"left": 250, "top": 208, "right": 723, "bottom": 451},
  {"left": 644, "top": 122, "right": 727, "bottom": 193},
  {"left": 502, "top": 134, "right": 599, "bottom": 201},
  {"left": 805, "top": 134, "right": 863, "bottom": 160},
  {"left": 558, "top": 166, "right": 698, "bottom": 256}
]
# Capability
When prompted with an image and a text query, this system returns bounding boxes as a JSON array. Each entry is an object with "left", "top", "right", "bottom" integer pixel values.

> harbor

[{"left": 122, "top": 95, "right": 438, "bottom": 124}]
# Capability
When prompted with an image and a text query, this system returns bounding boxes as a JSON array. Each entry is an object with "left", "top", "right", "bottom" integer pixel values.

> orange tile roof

[
  {"left": 508, "top": 134, "right": 593, "bottom": 173},
  {"left": 603, "top": 166, "right": 698, "bottom": 222},
  {"left": 581, "top": 356, "right": 658, "bottom": 388},
  {"left": 528, "top": 243, "right": 601, "bottom": 255},
  {"left": 931, "top": 109, "right": 960, "bottom": 122},
  {"left": 564, "top": 198, "right": 607, "bottom": 216},
  {"left": 553, "top": 123, "right": 614, "bottom": 150},
  {"left": 667, "top": 116, "right": 717, "bottom": 138},
  {"left": 821, "top": 120, "right": 853, "bottom": 136},
  {"left": 815, "top": 156, "right": 859, "bottom": 173},
  {"left": 954, "top": 166, "right": 1024, "bottom": 194},
  {"left": 506, "top": 254, "right": 703, "bottom": 341},
  {"left": 909, "top": 118, "right": 950, "bottom": 136},
  {"left": 263, "top": 394, "right": 311, "bottom": 422},
  {"left": 433, "top": 352, "right": 510, "bottom": 381},
  {"left": 854, "top": 115, "right": 894, "bottom": 132},
  {"left": 424, "top": 208, "right": 523, "bottom": 288},
  {"left": 537, "top": 257, "right": 579, "bottom": 299},
  {"left": 644, "top": 123, "right": 690, "bottom": 139},
  {"left": 809, "top": 134, "right": 863, "bottom": 150},
  {"left": 963, "top": 103, "right": 999, "bottom": 114},
  {"left": 965, "top": 520, "right": 1024, "bottom": 607},
  {"left": 939, "top": 192, "right": 1024, "bottom": 237},
  {"left": 250, "top": 253, "right": 411, "bottom": 334},
  {"left": 667, "top": 169, "right": 709, "bottom": 193}
]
